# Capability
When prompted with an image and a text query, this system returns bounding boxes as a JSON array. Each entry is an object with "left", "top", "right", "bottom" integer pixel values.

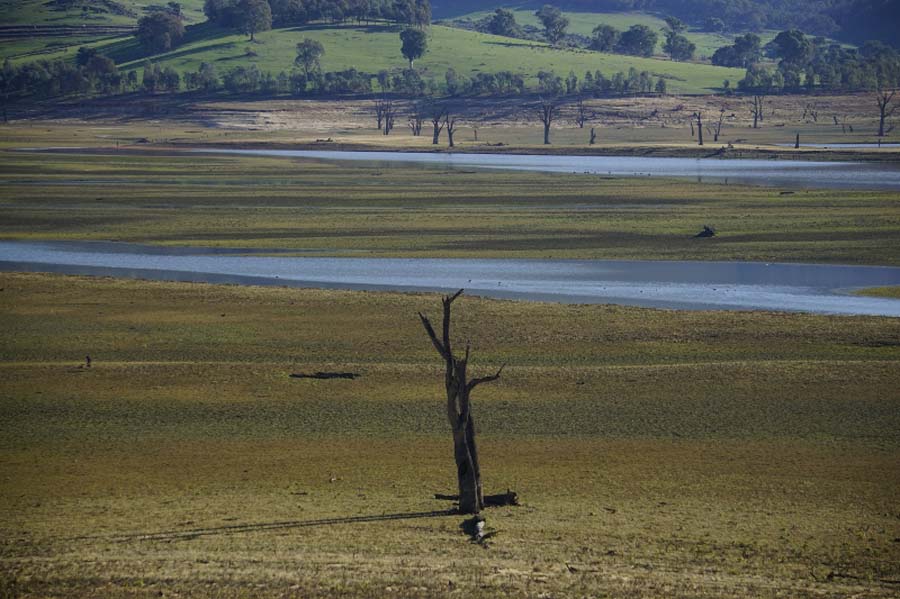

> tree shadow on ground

[{"left": 71, "top": 509, "right": 458, "bottom": 543}]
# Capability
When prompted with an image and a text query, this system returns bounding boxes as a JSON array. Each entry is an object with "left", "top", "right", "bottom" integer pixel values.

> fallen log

[
  {"left": 290, "top": 372, "right": 360, "bottom": 380},
  {"left": 435, "top": 490, "right": 519, "bottom": 507}
]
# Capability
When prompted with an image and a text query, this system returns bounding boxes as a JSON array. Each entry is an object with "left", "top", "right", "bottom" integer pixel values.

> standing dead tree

[
  {"left": 802, "top": 102, "right": 819, "bottom": 123},
  {"left": 428, "top": 103, "right": 446, "bottom": 145},
  {"left": 445, "top": 113, "right": 458, "bottom": 148},
  {"left": 750, "top": 94, "right": 765, "bottom": 129},
  {"left": 876, "top": 88, "right": 896, "bottom": 138},
  {"left": 374, "top": 97, "right": 396, "bottom": 135},
  {"left": 408, "top": 102, "right": 424, "bottom": 136},
  {"left": 694, "top": 111, "right": 704, "bottom": 146},
  {"left": 537, "top": 97, "right": 559, "bottom": 145},
  {"left": 708, "top": 106, "right": 726, "bottom": 142},
  {"left": 575, "top": 98, "right": 591, "bottom": 129},
  {"left": 383, "top": 100, "right": 395, "bottom": 136},
  {"left": 419, "top": 290, "right": 504, "bottom": 514},
  {"left": 374, "top": 98, "right": 387, "bottom": 131}
]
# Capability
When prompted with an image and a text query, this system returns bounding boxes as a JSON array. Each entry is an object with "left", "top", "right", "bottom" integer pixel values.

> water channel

[
  {"left": 2, "top": 241, "right": 899, "bottom": 316},
  {"left": 193, "top": 148, "right": 900, "bottom": 190}
]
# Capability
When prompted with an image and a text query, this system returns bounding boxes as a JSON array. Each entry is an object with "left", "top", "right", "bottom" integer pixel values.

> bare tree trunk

[
  {"left": 445, "top": 114, "right": 457, "bottom": 148},
  {"left": 430, "top": 106, "right": 445, "bottom": 145},
  {"left": 696, "top": 112, "right": 703, "bottom": 146},
  {"left": 539, "top": 100, "right": 556, "bottom": 145},
  {"left": 751, "top": 95, "right": 765, "bottom": 129},
  {"left": 877, "top": 89, "right": 896, "bottom": 138},
  {"left": 589, "top": 127, "right": 596, "bottom": 145},
  {"left": 419, "top": 291, "right": 503, "bottom": 515},
  {"left": 795, "top": 132, "right": 800, "bottom": 149}
]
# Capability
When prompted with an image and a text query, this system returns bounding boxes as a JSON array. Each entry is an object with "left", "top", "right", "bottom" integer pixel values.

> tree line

[{"left": 534, "top": 0, "right": 898, "bottom": 46}]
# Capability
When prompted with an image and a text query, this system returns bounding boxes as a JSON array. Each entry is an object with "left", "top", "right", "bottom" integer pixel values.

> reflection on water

[
  {"left": 2, "top": 241, "right": 899, "bottom": 316},
  {"left": 192, "top": 148, "right": 900, "bottom": 191}
]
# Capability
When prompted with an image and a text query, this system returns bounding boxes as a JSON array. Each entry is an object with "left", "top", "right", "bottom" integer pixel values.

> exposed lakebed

[
  {"left": 192, "top": 148, "right": 900, "bottom": 190},
  {"left": 2, "top": 241, "right": 899, "bottom": 316}
]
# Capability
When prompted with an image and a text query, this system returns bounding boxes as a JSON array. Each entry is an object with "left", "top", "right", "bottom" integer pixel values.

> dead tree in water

[{"left": 419, "top": 290, "right": 503, "bottom": 514}]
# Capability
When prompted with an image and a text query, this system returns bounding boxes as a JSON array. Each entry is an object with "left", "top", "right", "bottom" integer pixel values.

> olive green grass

[
  {"left": 1, "top": 141, "right": 899, "bottom": 265},
  {"left": 1, "top": 273, "right": 899, "bottom": 598}
]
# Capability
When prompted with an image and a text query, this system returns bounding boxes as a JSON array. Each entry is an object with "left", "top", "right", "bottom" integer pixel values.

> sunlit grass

[{"left": 1, "top": 272, "right": 898, "bottom": 597}]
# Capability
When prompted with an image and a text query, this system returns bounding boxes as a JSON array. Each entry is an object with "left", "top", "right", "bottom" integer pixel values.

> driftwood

[
  {"left": 693, "top": 225, "right": 716, "bottom": 238},
  {"left": 290, "top": 372, "right": 359, "bottom": 380},
  {"left": 435, "top": 490, "right": 519, "bottom": 507}
]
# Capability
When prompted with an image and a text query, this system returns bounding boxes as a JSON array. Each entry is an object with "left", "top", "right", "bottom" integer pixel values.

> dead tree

[
  {"left": 694, "top": 111, "right": 704, "bottom": 146},
  {"left": 445, "top": 113, "right": 458, "bottom": 148},
  {"left": 419, "top": 290, "right": 503, "bottom": 514},
  {"left": 750, "top": 95, "right": 765, "bottom": 129},
  {"left": 382, "top": 100, "right": 396, "bottom": 136},
  {"left": 708, "top": 107, "right": 726, "bottom": 142},
  {"left": 802, "top": 102, "right": 819, "bottom": 123},
  {"left": 575, "top": 98, "right": 591, "bottom": 129},
  {"left": 374, "top": 98, "right": 387, "bottom": 131},
  {"left": 538, "top": 98, "right": 558, "bottom": 145},
  {"left": 876, "top": 88, "right": 896, "bottom": 138},
  {"left": 429, "top": 103, "right": 445, "bottom": 145},
  {"left": 408, "top": 102, "right": 424, "bottom": 136}
]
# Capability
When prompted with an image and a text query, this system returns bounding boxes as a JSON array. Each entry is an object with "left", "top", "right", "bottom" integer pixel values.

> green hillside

[
  {"left": 0, "top": 0, "right": 207, "bottom": 26},
  {"left": 8, "top": 21, "right": 743, "bottom": 94},
  {"left": 450, "top": 8, "right": 777, "bottom": 59}
]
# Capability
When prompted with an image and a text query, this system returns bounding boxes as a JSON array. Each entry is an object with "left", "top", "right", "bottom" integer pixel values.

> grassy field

[
  {"left": 1, "top": 123, "right": 899, "bottom": 265},
  {"left": 856, "top": 286, "right": 900, "bottom": 299},
  {"left": 2, "top": 20, "right": 745, "bottom": 95},
  {"left": 1, "top": 271, "right": 898, "bottom": 597},
  {"left": 451, "top": 8, "right": 779, "bottom": 59},
  {"left": 0, "top": 0, "right": 207, "bottom": 26}
]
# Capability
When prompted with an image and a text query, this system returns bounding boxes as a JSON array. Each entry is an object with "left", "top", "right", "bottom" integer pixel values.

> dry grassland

[{"left": 1, "top": 273, "right": 899, "bottom": 597}]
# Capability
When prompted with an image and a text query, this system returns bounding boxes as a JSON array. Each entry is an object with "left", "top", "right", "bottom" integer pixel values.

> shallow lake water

[
  {"left": 193, "top": 148, "right": 900, "bottom": 190},
  {"left": 2, "top": 241, "right": 899, "bottom": 316}
]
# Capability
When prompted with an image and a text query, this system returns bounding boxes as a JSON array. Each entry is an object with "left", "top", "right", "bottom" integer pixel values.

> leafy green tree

[
  {"left": 295, "top": 38, "right": 325, "bottom": 81},
  {"left": 535, "top": 5, "right": 568, "bottom": 45},
  {"left": 399, "top": 27, "right": 427, "bottom": 68},
  {"left": 655, "top": 77, "right": 667, "bottom": 95},
  {"left": 590, "top": 24, "right": 619, "bottom": 52},
  {"left": 136, "top": 11, "right": 185, "bottom": 53},
  {"left": 703, "top": 17, "right": 725, "bottom": 33},
  {"left": 664, "top": 32, "right": 695, "bottom": 61},
  {"left": 237, "top": 0, "right": 272, "bottom": 41},
  {"left": 487, "top": 8, "right": 522, "bottom": 37},
  {"left": 663, "top": 16, "right": 687, "bottom": 34},
  {"left": 711, "top": 33, "right": 761, "bottom": 68},
  {"left": 537, "top": 70, "right": 564, "bottom": 96},
  {"left": 771, "top": 30, "right": 812, "bottom": 67},
  {"left": 616, "top": 24, "right": 657, "bottom": 57}
]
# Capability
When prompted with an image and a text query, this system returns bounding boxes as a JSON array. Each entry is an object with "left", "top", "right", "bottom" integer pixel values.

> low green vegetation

[
  {"left": 452, "top": 8, "right": 768, "bottom": 59},
  {"left": 855, "top": 286, "right": 900, "bottom": 299},
  {"left": 0, "top": 0, "right": 207, "bottom": 26},
  {"left": 3, "top": 22, "right": 744, "bottom": 94},
  {"left": 1, "top": 137, "right": 898, "bottom": 265},
  {"left": 1, "top": 272, "right": 898, "bottom": 597}
]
